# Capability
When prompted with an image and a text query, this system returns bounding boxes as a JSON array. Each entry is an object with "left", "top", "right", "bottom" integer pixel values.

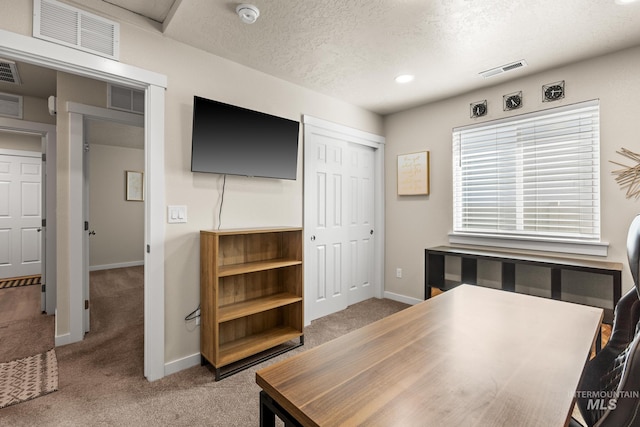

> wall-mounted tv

[{"left": 190, "top": 96, "right": 300, "bottom": 180}]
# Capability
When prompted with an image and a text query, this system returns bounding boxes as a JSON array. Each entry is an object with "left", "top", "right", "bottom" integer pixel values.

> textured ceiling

[
  {"left": 156, "top": 0, "right": 640, "bottom": 114},
  {"left": 8, "top": 1, "right": 640, "bottom": 116}
]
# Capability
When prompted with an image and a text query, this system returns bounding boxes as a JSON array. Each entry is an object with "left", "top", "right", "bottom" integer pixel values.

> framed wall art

[
  {"left": 397, "top": 151, "right": 430, "bottom": 196},
  {"left": 126, "top": 170, "right": 144, "bottom": 201}
]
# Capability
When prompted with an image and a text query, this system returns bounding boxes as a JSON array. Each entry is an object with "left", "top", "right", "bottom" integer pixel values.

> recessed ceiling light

[
  {"left": 615, "top": 0, "right": 638, "bottom": 4},
  {"left": 395, "top": 74, "right": 415, "bottom": 84}
]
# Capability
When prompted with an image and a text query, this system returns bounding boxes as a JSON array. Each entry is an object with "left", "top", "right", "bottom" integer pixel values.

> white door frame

[
  {"left": 302, "top": 115, "right": 385, "bottom": 325},
  {"left": 0, "top": 119, "right": 56, "bottom": 314},
  {"left": 0, "top": 29, "right": 167, "bottom": 381},
  {"left": 67, "top": 103, "right": 144, "bottom": 336}
]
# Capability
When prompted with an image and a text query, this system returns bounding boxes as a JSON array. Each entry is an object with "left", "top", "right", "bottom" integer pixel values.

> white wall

[
  {"left": 0, "top": 0, "right": 383, "bottom": 366},
  {"left": 0, "top": 131, "right": 40, "bottom": 151},
  {"left": 113, "top": 14, "right": 383, "bottom": 364},
  {"left": 88, "top": 144, "right": 144, "bottom": 269},
  {"left": 22, "top": 95, "right": 56, "bottom": 125},
  {"left": 384, "top": 46, "right": 640, "bottom": 310}
]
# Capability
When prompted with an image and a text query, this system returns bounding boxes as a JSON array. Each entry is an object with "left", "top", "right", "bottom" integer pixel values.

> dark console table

[{"left": 425, "top": 245, "right": 622, "bottom": 325}]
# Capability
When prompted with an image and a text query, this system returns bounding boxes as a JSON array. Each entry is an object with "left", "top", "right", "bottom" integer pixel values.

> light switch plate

[{"left": 167, "top": 205, "right": 187, "bottom": 224}]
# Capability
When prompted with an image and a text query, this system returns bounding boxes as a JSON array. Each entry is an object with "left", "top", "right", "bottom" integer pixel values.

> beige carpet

[
  {"left": 0, "top": 282, "right": 54, "bottom": 363},
  {"left": 0, "top": 266, "right": 410, "bottom": 425},
  {"left": 0, "top": 349, "right": 58, "bottom": 409}
]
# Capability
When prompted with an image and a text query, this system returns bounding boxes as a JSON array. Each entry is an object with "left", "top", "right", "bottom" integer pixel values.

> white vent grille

[
  {"left": 479, "top": 60, "right": 528, "bottom": 79},
  {"left": 0, "top": 92, "right": 23, "bottom": 119},
  {"left": 108, "top": 84, "right": 144, "bottom": 114},
  {"left": 0, "top": 59, "right": 21, "bottom": 85},
  {"left": 33, "top": 0, "right": 120, "bottom": 60}
]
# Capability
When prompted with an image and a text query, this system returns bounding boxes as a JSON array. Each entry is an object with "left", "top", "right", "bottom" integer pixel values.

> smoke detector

[{"left": 236, "top": 4, "right": 260, "bottom": 24}]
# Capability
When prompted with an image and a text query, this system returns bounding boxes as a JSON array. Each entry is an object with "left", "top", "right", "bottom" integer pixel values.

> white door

[
  {"left": 0, "top": 153, "right": 42, "bottom": 279},
  {"left": 304, "top": 119, "right": 382, "bottom": 324},
  {"left": 345, "top": 143, "right": 375, "bottom": 305},
  {"left": 305, "top": 131, "right": 350, "bottom": 320}
]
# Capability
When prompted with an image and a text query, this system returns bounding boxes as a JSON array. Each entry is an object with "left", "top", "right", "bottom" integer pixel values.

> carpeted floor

[
  {"left": 0, "top": 277, "right": 54, "bottom": 364},
  {"left": 0, "top": 266, "right": 410, "bottom": 426}
]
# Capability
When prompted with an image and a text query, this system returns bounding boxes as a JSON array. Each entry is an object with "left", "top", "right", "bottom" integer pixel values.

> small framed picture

[
  {"left": 126, "top": 170, "right": 144, "bottom": 201},
  {"left": 397, "top": 151, "right": 430, "bottom": 195}
]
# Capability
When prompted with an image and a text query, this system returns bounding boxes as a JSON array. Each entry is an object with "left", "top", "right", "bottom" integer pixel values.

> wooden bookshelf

[{"left": 200, "top": 227, "right": 304, "bottom": 380}]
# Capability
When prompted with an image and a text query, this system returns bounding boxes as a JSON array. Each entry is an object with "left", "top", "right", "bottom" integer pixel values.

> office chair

[{"left": 572, "top": 214, "right": 640, "bottom": 427}]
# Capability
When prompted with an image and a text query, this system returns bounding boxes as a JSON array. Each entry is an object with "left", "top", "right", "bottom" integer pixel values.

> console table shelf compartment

[
  {"left": 200, "top": 227, "right": 304, "bottom": 380},
  {"left": 425, "top": 245, "right": 622, "bottom": 324}
]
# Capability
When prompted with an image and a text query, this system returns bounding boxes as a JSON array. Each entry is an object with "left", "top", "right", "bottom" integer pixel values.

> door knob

[
  {"left": 88, "top": 230, "right": 96, "bottom": 236},
  {"left": 37, "top": 228, "right": 42, "bottom": 232},
  {"left": 370, "top": 229, "right": 374, "bottom": 235},
  {"left": 310, "top": 235, "right": 316, "bottom": 241}
]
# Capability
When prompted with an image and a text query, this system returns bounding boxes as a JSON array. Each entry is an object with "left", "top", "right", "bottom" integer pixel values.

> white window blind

[{"left": 453, "top": 100, "right": 600, "bottom": 243}]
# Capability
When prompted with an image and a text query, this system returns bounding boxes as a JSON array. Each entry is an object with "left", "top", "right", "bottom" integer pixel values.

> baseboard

[
  {"left": 53, "top": 309, "right": 73, "bottom": 346},
  {"left": 89, "top": 261, "right": 144, "bottom": 272},
  {"left": 164, "top": 352, "right": 201, "bottom": 376},
  {"left": 383, "top": 291, "right": 422, "bottom": 306},
  {"left": 54, "top": 332, "right": 74, "bottom": 346}
]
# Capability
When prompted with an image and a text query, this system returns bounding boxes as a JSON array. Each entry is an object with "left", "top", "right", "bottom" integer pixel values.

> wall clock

[
  {"left": 542, "top": 80, "right": 565, "bottom": 102},
  {"left": 503, "top": 91, "right": 523, "bottom": 111},
  {"left": 470, "top": 100, "right": 487, "bottom": 118}
]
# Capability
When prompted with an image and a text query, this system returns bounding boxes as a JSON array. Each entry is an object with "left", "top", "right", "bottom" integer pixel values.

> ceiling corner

[{"left": 162, "top": 0, "right": 184, "bottom": 33}]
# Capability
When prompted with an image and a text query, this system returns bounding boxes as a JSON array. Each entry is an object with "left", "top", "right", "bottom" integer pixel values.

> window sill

[{"left": 448, "top": 232, "right": 609, "bottom": 257}]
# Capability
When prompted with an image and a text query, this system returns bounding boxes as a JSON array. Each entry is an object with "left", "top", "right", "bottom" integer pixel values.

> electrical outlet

[{"left": 396, "top": 268, "right": 402, "bottom": 278}]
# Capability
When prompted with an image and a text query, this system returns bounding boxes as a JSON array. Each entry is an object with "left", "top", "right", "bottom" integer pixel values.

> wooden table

[{"left": 256, "top": 285, "right": 603, "bottom": 427}]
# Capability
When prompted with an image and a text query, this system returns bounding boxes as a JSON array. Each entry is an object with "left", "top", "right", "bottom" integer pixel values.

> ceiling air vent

[
  {"left": 479, "top": 60, "right": 528, "bottom": 79},
  {"left": 33, "top": 0, "right": 120, "bottom": 60},
  {"left": 0, "top": 92, "right": 23, "bottom": 119},
  {"left": 0, "top": 59, "right": 21, "bottom": 85}
]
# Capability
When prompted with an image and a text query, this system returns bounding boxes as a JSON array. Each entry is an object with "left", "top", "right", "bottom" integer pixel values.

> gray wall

[{"left": 384, "top": 45, "right": 640, "bottom": 310}]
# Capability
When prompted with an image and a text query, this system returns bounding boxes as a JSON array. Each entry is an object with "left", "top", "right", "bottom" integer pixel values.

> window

[{"left": 452, "top": 100, "right": 601, "bottom": 251}]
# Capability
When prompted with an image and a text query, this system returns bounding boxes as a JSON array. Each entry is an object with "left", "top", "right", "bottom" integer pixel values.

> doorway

[
  {"left": 0, "top": 28, "right": 166, "bottom": 381},
  {"left": 0, "top": 119, "right": 57, "bottom": 315},
  {"left": 69, "top": 105, "right": 144, "bottom": 336},
  {"left": 0, "top": 150, "right": 42, "bottom": 280},
  {"left": 0, "top": 148, "right": 45, "bottom": 347},
  {"left": 0, "top": 124, "right": 56, "bottom": 363}
]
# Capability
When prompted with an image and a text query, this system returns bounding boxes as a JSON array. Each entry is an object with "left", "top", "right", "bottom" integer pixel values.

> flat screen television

[{"left": 190, "top": 96, "right": 300, "bottom": 180}]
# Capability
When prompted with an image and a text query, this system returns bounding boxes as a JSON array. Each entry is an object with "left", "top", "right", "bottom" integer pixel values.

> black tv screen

[{"left": 191, "top": 96, "right": 300, "bottom": 180}]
